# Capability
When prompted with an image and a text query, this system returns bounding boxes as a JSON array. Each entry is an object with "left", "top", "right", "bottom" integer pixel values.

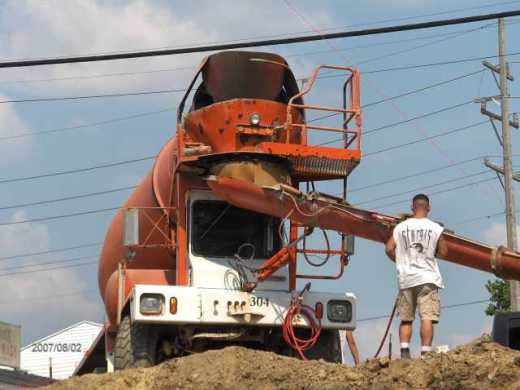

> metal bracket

[
  {"left": 483, "top": 158, "right": 520, "bottom": 183},
  {"left": 475, "top": 98, "right": 519, "bottom": 129},
  {"left": 483, "top": 60, "right": 514, "bottom": 81}
]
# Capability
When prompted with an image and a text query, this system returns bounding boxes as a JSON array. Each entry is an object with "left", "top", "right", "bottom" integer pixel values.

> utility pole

[
  {"left": 476, "top": 18, "right": 520, "bottom": 310},
  {"left": 498, "top": 18, "right": 519, "bottom": 311}
]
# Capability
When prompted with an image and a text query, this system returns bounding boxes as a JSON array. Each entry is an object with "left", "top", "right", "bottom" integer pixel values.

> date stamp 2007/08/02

[{"left": 31, "top": 343, "right": 82, "bottom": 353}]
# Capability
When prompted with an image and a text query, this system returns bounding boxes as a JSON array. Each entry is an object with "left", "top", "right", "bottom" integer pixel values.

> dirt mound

[{"left": 46, "top": 336, "right": 520, "bottom": 390}]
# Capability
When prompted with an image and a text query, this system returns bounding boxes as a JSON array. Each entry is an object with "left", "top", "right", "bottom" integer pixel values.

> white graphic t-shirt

[{"left": 392, "top": 217, "right": 444, "bottom": 290}]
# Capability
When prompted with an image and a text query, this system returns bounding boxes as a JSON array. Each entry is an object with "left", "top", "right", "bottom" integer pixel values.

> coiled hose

[{"left": 282, "top": 283, "right": 322, "bottom": 360}]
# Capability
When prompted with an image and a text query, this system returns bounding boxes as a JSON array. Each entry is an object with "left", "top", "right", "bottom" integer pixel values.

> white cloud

[
  {"left": 0, "top": 211, "right": 102, "bottom": 338},
  {"left": 0, "top": 0, "right": 207, "bottom": 94},
  {"left": 0, "top": 210, "right": 49, "bottom": 257},
  {"left": 0, "top": 97, "right": 34, "bottom": 162},
  {"left": 0, "top": 1, "right": 336, "bottom": 153},
  {"left": 0, "top": 0, "right": 335, "bottom": 96},
  {"left": 481, "top": 222, "right": 520, "bottom": 246}
]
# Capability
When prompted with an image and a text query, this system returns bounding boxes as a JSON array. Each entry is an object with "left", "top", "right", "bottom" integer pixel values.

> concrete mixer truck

[{"left": 78, "top": 51, "right": 520, "bottom": 373}]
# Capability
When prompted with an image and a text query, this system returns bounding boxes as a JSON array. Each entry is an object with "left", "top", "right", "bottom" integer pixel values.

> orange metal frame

[
  {"left": 124, "top": 207, "right": 176, "bottom": 249},
  {"left": 173, "top": 62, "right": 363, "bottom": 291},
  {"left": 286, "top": 64, "right": 361, "bottom": 151}
]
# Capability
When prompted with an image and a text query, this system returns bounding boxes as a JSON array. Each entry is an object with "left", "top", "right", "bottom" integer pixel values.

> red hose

[
  {"left": 374, "top": 298, "right": 398, "bottom": 358},
  {"left": 282, "top": 285, "right": 322, "bottom": 360}
]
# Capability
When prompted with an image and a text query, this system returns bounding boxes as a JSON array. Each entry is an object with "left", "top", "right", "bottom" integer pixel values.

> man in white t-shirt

[{"left": 385, "top": 193, "right": 447, "bottom": 359}]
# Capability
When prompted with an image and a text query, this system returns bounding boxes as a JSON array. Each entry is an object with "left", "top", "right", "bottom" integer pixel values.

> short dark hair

[{"left": 412, "top": 193, "right": 430, "bottom": 204}]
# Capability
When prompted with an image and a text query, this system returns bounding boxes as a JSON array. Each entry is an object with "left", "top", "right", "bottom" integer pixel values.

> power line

[
  {"left": 0, "top": 155, "right": 155, "bottom": 184},
  {"left": 363, "top": 70, "right": 485, "bottom": 108},
  {"left": 0, "top": 89, "right": 183, "bottom": 105},
  {"left": 357, "top": 298, "right": 489, "bottom": 322},
  {"left": 0, "top": 255, "right": 98, "bottom": 272},
  {"left": 14, "top": 1, "right": 520, "bottom": 64},
  {"left": 0, "top": 30, "right": 485, "bottom": 87},
  {"left": 348, "top": 155, "right": 491, "bottom": 193},
  {"left": 0, "top": 288, "right": 99, "bottom": 305},
  {"left": 363, "top": 121, "right": 488, "bottom": 156},
  {"left": 364, "top": 100, "right": 473, "bottom": 136},
  {"left": 0, "top": 65, "right": 488, "bottom": 112},
  {"left": 0, "top": 260, "right": 97, "bottom": 277},
  {"left": 451, "top": 211, "right": 506, "bottom": 227},
  {"left": 298, "top": 25, "right": 493, "bottom": 58},
  {"left": 316, "top": 51, "right": 520, "bottom": 82},
  {"left": 0, "top": 67, "right": 194, "bottom": 85},
  {"left": 353, "top": 22, "right": 493, "bottom": 66},
  {"left": 318, "top": 120, "right": 486, "bottom": 148},
  {"left": 353, "top": 170, "right": 492, "bottom": 206},
  {"left": 0, "top": 10, "right": 519, "bottom": 68},
  {"left": 0, "top": 174, "right": 495, "bottom": 231},
  {"left": 354, "top": 51, "right": 520, "bottom": 75},
  {"left": 450, "top": 202, "right": 520, "bottom": 228},
  {"left": 0, "top": 52, "right": 515, "bottom": 116},
  {"left": 0, "top": 242, "right": 101, "bottom": 262},
  {"left": 308, "top": 70, "right": 484, "bottom": 124},
  {"left": 370, "top": 177, "right": 497, "bottom": 210},
  {"left": 13, "top": 1, "right": 505, "bottom": 64},
  {"left": 0, "top": 29, "right": 486, "bottom": 86},
  {"left": 0, "top": 207, "right": 119, "bottom": 227},
  {"left": 0, "top": 53, "right": 485, "bottom": 109},
  {"left": 0, "top": 21, "right": 505, "bottom": 87},
  {"left": 8, "top": 161, "right": 490, "bottom": 213},
  {"left": 0, "top": 185, "right": 135, "bottom": 210},
  {"left": 0, "top": 107, "right": 174, "bottom": 142}
]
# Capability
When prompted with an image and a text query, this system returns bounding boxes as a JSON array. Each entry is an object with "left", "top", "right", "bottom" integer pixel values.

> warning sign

[{"left": 0, "top": 321, "right": 20, "bottom": 369}]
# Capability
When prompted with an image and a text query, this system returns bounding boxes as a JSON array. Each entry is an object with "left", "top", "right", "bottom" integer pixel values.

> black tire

[
  {"left": 114, "top": 315, "right": 158, "bottom": 370},
  {"left": 304, "top": 329, "right": 342, "bottom": 363}
]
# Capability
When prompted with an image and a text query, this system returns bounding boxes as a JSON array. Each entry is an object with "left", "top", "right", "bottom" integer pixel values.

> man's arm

[
  {"left": 436, "top": 235, "right": 448, "bottom": 258},
  {"left": 385, "top": 236, "right": 396, "bottom": 262}
]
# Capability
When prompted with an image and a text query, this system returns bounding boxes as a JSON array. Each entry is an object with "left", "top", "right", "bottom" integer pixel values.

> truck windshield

[{"left": 191, "top": 200, "right": 281, "bottom": 258}]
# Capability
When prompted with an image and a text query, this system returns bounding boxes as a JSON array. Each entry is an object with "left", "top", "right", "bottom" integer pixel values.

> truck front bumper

[{"left": 130, "top": 284, "right": 356, "bottom": 330}]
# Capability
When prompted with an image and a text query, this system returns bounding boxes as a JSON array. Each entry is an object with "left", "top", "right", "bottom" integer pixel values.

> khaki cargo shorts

[{"left": 398, "top": 283, "right": 440, "bottom": 323}]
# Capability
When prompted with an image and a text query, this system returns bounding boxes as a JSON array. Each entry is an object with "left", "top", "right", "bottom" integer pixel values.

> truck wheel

[
  {"left": 304, "top": 330, "right": 342, "bottom": 363},
  {"left": 114, "top": 315, "right": 158, "bottom": 369}
]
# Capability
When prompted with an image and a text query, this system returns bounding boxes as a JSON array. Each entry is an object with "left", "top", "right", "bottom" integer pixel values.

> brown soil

[{"left": 45, "top": 336, "right": 520, "bottom": 390}]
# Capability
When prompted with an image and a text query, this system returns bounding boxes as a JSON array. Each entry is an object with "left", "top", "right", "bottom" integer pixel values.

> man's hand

[
  {"left": 385, "top": 236, "right": 396, "bottom": 262},
  {"left": 436, "top": 235, "right": 448, "bottom": 258}
]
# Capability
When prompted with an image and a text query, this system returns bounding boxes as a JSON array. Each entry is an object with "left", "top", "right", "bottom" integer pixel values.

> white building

[{"left": 20, "top": 321, "right": 103, "bottom": 380}]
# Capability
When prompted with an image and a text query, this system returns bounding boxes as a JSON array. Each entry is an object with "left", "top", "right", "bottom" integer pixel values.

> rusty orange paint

[{"left": 182, "top": 99, "right": 305, "bottom": 155}]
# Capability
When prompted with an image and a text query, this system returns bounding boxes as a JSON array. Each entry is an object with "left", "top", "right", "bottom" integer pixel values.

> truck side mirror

[{"left": 123, "top": 208, "right": 140, "bottom": 247}]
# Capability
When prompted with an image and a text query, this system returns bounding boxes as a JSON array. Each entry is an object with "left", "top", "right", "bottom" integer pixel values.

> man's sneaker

[{"left": 400, "top": 348, "right": 411, "bottom": 360}]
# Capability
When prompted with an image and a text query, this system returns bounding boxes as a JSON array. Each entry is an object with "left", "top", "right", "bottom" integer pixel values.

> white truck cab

[{"left": 124, "top": 190, "right": 356, "bottom": 366}]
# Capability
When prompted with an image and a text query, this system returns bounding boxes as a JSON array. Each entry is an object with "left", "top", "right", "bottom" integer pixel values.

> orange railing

[{"left": 286, "top": 65, "right": 361, "bottom": 151}]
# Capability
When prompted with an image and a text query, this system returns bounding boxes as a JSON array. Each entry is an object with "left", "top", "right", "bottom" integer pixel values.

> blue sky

[{"left": 0, "top": 0, "right": 519, "bottom": 363}]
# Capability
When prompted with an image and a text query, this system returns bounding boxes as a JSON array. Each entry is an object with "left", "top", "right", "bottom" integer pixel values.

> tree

[{"left": 485, "top": 279, "right": 511, "bottom": 316}]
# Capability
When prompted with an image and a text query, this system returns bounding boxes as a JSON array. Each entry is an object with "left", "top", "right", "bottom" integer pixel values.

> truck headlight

[
  {"left": 327, "top": 300, "right": 352, "bottom": 323},
  {"left": 140, "top": 294, "right": 164, "bottom": 315}
]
